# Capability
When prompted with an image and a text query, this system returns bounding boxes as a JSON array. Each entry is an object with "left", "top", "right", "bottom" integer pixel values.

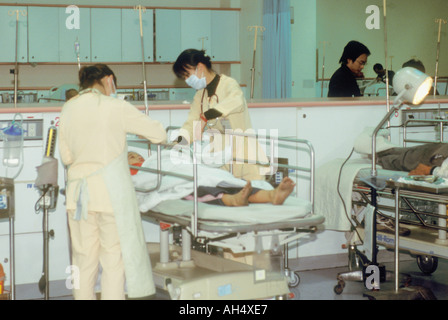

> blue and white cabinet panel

[
  {"left": 211, "top": 10, "right": 240, "bottom": 61},
  {"left": 180, "top": 10, "right": 211, "bottom": 54},
  {"left": 90, "top": 8, "right": 122, "bottom": 62},
  {"left": 58, "top": 7, "right": 91, "bottom": 63},
  {"left": 28, "top": 6, "right": 59, "bottom": 62},
  {"left": 155, "top": 9, "right": 181, "bottom": 62},
  {"left": 122, "top": 8, "right": 154, "bottom": 62},
  {"left": 0, "top": 6, "right": 28, "bottom": 63}
]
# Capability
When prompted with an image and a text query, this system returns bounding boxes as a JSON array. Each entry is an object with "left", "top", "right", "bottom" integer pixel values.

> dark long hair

[{"left": 79, "top": 64, "right": 117, "bottom": 90}]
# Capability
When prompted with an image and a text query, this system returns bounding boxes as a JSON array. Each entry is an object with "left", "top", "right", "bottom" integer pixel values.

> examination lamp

[
  {"left": 371, "top": 67, "right": 433, "bottom": 177},
  {"left": 392, "top": 67, "right": 434, "bottom": 105}
]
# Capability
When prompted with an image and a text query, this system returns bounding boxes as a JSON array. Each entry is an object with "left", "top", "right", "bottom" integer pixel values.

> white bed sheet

[
  {"left": 150, "top": 196, "right": 312, "bottom": 224},
  {"left": 314, "top": 157, "right": 408, "bottom": 231},
  {"left": 133, "top": 149, "right": 274, "bottom": 212}
]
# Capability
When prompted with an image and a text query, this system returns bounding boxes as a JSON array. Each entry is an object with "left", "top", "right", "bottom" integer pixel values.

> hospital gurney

[
  {"left": 316, "top": 118, "right": 448, "bottom": 295},
  {"left": 130, "top": 132, "right": 324, "bottom": 300}
]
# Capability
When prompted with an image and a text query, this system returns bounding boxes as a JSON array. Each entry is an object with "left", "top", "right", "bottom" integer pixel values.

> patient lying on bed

[
  {"left": 376, "top": 143, "right": 448, "bottom": 176},
  {"left": 354, "top": 128, "right": 448, "bottom": 176},
  {"left": 128, "top": 151, "right": 295, "bottom": 207}
]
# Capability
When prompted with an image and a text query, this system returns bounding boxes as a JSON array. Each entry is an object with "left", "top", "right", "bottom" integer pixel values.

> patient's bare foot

[
  {"left": 272, "top": 177, "right": 295, "bottom": 205},
  {"left": 222, "top": 182, "right": 252, "bottom": 207}
]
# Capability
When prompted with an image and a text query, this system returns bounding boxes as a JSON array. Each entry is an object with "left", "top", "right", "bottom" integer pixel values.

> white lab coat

[{"left": 59, "top": 91, "right": 166, "bottom": 298}]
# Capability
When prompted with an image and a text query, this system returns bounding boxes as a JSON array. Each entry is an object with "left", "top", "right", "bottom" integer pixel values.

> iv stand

[
  {"left": 74, "top": 37, "right": 81, "bottom": 71},
  {"left": 320, "top": 42, "right": 328, "bottom": 98},
  {"left": 248, "top": 26, "right": 265, "bottom": 100},
  {"left": 382, "top": 0, "right": 391, "bottom": 122},
  {"left": 134, "top": 5, "right": 149, "bottom": 116},
  {"left": 36, "top": 127, "right": 59, "bottom": 300},
  {"left": 8, "top": 9, "right": 27, "bottom": 109},
  {"left": 434, "top": 19, "right": 446, "bottom": 99}
]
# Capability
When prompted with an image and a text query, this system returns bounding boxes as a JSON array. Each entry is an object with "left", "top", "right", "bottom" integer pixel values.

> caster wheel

[
  {"left": 288, "top": 271, "right": 300, "bottom": 288},
  {"left": 334, "top": 284, "right": 344, "bottom": 295},
  {"left": 417, "top": 255, "right": 438, "bottom": 275},
  {"left": 334, "top": 280, "right": 345, "bottom": 295}
]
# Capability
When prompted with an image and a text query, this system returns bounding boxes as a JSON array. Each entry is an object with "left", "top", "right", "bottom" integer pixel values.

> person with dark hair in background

[
  {"left": 402, "top": 58, "right": 439, "bottom": 95},
  {"left": 402, "top": 58, "right": 426, "bottom": 73},
  {"left": 373, "top": 63, "right": 395, "bottom": 85},
  {"left": 172, "top": 49, "right": 268, "bottom": 181},
  {"left": 65, "top": 88, "right": 79, "bottom": 101},
  {"left": 328, "top": 40, "right": 371, "bottom": 97},
  {"left": 59, "top": 64, "right": 166, "bottom": 300}
]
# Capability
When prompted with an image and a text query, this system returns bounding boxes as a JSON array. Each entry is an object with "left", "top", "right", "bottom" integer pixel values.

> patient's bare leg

[
  {"left": 248, "top": 177, "right": 296, "bottom": 205},
  {"left": 221, "top": 182, "right": 252, "bottom": 207}
]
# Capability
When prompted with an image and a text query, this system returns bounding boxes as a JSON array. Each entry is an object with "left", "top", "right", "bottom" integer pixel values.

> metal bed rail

[
  {"left": 353, "top": 184, "right": 448, "bottom": 233},
  {"left": 128, "top": 130, "right": 316, "bottom": 238},
  {"left": 403, "top": 118, "right": 448, "bottom": 145}
]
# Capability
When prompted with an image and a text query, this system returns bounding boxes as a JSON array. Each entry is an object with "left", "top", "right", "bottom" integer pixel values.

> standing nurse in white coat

[
  {"left": 173, "top": 49, "right": 268, "bottom": 181},
  {"left": 59, "top": 64, "right": 167, "bottom": 300}
]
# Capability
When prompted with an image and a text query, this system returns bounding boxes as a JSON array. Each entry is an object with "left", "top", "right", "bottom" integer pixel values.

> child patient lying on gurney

[{"left": 128, "top": 151, "right": 295, "bottom": 207}]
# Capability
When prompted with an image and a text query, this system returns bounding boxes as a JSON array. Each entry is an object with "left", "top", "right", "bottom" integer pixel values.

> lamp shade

[{"left": 393, "top": 67, "right": 433, "bottom": 105}]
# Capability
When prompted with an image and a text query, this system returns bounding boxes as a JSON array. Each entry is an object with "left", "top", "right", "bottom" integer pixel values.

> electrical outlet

[{"left": 28, "top": 123, "right": 36, "bottom": 137}]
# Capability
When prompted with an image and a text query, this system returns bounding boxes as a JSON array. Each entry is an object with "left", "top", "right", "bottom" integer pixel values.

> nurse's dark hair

[
  {"left": 173, "top": 49, "right": 212, "bottom": 79},
  {"left": 79, "top": 64, "right": 117, "bottom": 90},
  {"left": 339, "top": 40, "right": 370, "bottom": 65}
]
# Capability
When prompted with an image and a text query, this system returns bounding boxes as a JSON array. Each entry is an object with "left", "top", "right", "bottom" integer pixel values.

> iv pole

[
  {"left": 8, "top": 9, "right": 27, "bottom": 109},
  {"left": 74, "top": 37, "right": 81, "bottom": 71},
  {"left": 383, "top": 0, "right": 391, "bottom": 122},
  {"left": 248, "top": 26, "right": 265, "bottom": 99},
  {"left": 434, "top": 18, "right": 446, "bottom": 98},
  {"left": 320, "top": 41, "right": 328, "bottom": 98},
  {"left": 134, "top": 5, "right": 149, "bottom": 116}
]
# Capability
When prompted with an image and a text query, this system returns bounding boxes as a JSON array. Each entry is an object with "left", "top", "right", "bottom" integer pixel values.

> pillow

[{"left": 354, "top": 127, "right": 399, "bottom": 155}]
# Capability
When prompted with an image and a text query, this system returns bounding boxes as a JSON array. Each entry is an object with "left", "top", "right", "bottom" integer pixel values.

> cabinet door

[
  {"left": 211, "top": 11, "right": 240, "bottom": 61},
  {"left": 180, "top": 10, "right": 211, "bottom": 53},
  {"left": 155, "top": 9, "right": 181, "bottom": 62},
  {"left": 122, "top": 8, "right": 154, "bottom": 62},
  {"left": 91, "top": 8, "right": 122, "bottom": 62},
  {"left": 59, "top": 7, "right": 91, "bottom": 63},
  {"left": 0, "top": 6, "right": 28, "bottom": 63},
  {"left": 28, "top": 6, "right": 59, "bottom": 62}
]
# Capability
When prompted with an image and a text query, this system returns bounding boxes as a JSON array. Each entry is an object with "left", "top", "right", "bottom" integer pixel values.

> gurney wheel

[
  {"left": 417, "top": 255, "right": 438, "bottom": 275},
  {"left": 288, "top": 272, "right": 300, "bottom": 288},
  {"left": 333, "top": 281, "right": 345, "bottom": 295}
]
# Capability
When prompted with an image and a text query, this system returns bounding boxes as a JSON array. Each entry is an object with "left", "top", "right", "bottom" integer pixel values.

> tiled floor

[
  {"left": 291, "top": 258, "right": 448, "bottom": 300},
  {"left": 9, "top": 256, "right": 447, "bottom": 300}
]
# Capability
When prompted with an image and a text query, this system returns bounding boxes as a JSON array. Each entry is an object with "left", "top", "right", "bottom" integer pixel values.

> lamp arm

[{"left": 371, "top": 102, "right": 403, "bottom": 176}]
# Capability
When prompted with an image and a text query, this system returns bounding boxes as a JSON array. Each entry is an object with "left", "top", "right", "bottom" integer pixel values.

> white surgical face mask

[
  {"left": 109, "top": 76, "right": 118, "bottom": 98},
  {"left": 185, "top": 68, "right": 206, "bottom": 90}
]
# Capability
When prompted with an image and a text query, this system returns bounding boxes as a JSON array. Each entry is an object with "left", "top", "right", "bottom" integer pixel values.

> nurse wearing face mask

[
  {"left": 173, "top": 49, "right": 268, "bottom": 181},
  {"left": 59, "top": 64, "right": 166, "bottom": 300}
]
